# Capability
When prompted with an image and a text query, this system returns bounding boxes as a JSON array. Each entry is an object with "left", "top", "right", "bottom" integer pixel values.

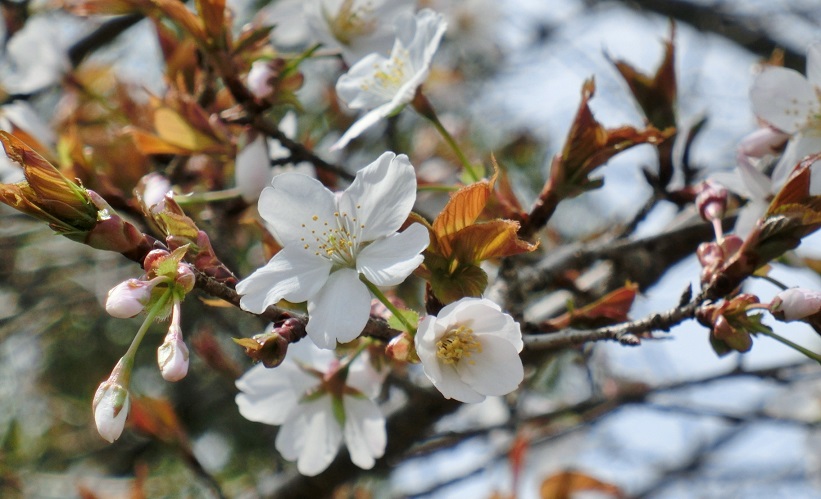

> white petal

[
  {"left": 343, "top": 396, "right": 386, "bottom": 470},
  {"left": 306, "top": 269, "right": 371, "bottom": 348},
  {"left": 396, "top": 9, "right": 447, "bottom": 72},
  {"left": 235, "top": 135, "right": 271, "bottom": 202},
  {"left": 336, "top": 53, "right": 395, "bottom": 110},
  {"left": 330, "top": 103, "right": 393, "bottom": 151},
  {"left": 235, "top": 364, "right": 305, "bottom": 425},
  {"left": 807, "top": 42, "right": 821, "bottom": 87},
  {"left": 341, "top": 152, "right": 417, "bottom": 241},
  {"left": 275, "top": 397, "right": 342, "bottom": 476},
  {"left": 346, "top": 351, "right": 389, "bottom": 399},
  {"left": 259, "top": 173, "right": 338, "bottom": 246},
  {"left": 428, "top": 361, "right": 486, "bottom": 403},
  {"left": 751, "top": 67, "right": 818, "bottom": 133},
  {"left": 771, "top": 130, "right": 821, "bottom": 188},
  {"left": 734, "top": 202, "right": 767, "bottom": 238},
  {"left": 461, "top": 301, "right": 523, "bottom": 353},
  {"left": 357, "top": 223, "right": 428, "bottom": 286},
  {"left": 236, "top": 246, "right": 331, "bottom": 313},
  {"left": 736, "top": 160, "right": 773, "bottom": 201},
  {"left": 455, "top": 334, "right": 524, "bottom": 397},
  {"left": 710, "top": 171, "right": 750, "bottom": 198}
]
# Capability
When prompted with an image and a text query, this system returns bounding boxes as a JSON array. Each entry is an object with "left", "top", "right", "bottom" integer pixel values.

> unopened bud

[
  {"left": 235, "top": 134, "right": 271, "bottom": 202},
  {"left": 175, "top": 263, "right": 196, "bottom": 293},
  {"left": 158, "top": 325, "right": 190, "bottom": 382},
  {"left": 385, "top": 331, "right": 419, "bottom": 363},
  {"left": 247, "top": 60, "right": 278, "bottom": 100},
  {"left": 93, "top": 378, "right": 130, "bottom": 443},
  {"left": 105, "top": 279, "right": 153, "bottom": 318},
  {"left": 695, "top": 181, "right": 728, "bottom": 222},
  {"left": 144, "top": 249, "right": 171, "bottom": 274},
  {"left": 770, "top": 288, "right": 821, "bottom": 321},
  {"left": 137, "top": 172, "right": 172, "bottom": 208}
]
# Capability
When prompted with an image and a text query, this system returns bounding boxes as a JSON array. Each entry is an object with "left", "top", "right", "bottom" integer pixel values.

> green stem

[
  {"left": 758, "top": 328, "right": 821, "bottom": 364},
  {"left": 360, "top": 277, "right": 416, "bottom": 333},
  {"left": 428, "top": 115, "right": 481, "bottom": 182},
  {"left": 175, "top": 189, "right": 243, "bottom": 205},
  {"left": 751, "top": 273, "right": 789, "bottom": 290},
  {"left": 123, "top": 289, "right": 173, "bottom": 361}
]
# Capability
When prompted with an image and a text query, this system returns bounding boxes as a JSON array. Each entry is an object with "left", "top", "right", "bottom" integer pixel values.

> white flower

[
  {"left": 305, "top": 0, "right": 413, "bottom": 64},
  {"left": 93, "top": 368, "right": 131, "bottom": 443},
  {"left": 750, "top": 42, "right": 821, "bottom": 184},
  {"left": 332, "top": 9, "right": 447, "bottom": 150},
  {"left": 415, "top": 298, "right": 524, "bottom": 403},
  {"left": 247, "top": 60, "right": 277, "bottom": 100},
  {"left": 236, "top": 152, "right": 429, "bottom": 348},
  {"left": 235, "top": 340, "right": 387, "bottom": 476}
]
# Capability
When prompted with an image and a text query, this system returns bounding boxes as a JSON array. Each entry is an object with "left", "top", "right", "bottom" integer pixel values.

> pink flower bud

[
  {"left": 175, "top": 263, "right": 196, "bottom": 293},
  {"left": 770, "top": 288, "right": 821, "bottom": 321},
  {"left": 158, "top": 325, "right": 190, "bottom": 382},
  {"left": 105, "top": 279, "right": 153, "bottom": 318},
  {"left": 93, "top": 380, "right": 130, "bottom": 443},
  {"left": 247, "top": 60, "right": 276, "bottom": 100},
  {"left": 385, "top": 331, "right": 419, "bottom": 362},
  {"left": 695, "top": 181, "right": 728, "bottom": 222},
  {"left": 144, "top": 249, "right": 171, "bottom": 274},
  {"left": 138, "top": 172, "right": 172, "bottom": 208}
]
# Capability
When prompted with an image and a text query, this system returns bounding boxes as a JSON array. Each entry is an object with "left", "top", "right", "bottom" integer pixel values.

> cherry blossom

[
  {"left": 236, "top": 152, "right": 428, "bottom": 348},
  {"left": 415, "top": 297, "right": 524, "bottom": 403},
  {"left": 235, "top": 340, "right": 387, "bottom": 476},
  {"left": 305, "top": 0, "right": 413, "bottom": 64},
  {"left": 749, "top": 42, "right": 821, "bottom": 186},
  {"left": 332, "top": 9, "right": 447, "bottom": 150}
]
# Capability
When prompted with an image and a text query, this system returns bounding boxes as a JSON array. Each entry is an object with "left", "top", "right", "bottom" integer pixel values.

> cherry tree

[{"left": 1, "top": 0, "right": 821, "bottom": 497}]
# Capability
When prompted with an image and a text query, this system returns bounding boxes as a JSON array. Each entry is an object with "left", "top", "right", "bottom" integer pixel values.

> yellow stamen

[{"left": 436, "top": 326, "right": 482, "bottom": 365}]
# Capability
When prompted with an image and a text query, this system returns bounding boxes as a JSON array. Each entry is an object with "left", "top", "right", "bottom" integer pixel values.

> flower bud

[
  {"left": 385, "top": 331, "right": 419, "bottom": 363},
  {"left": 695, "top": 180, "right": 728, "bottom": 222},
  {"left": 247, "top": 60, "right": 278, "bottom": 100},
  {"left": 158, "top": 325, "right": 190, "bottom": 382},
  {"left": 93, "top": 380, "right": 130, "bottom": 443},
  {"left": 770, "top": 288, "right": 821, "bottom": 321},
  {"left": 105, "top": 279, "right": 152, "bottom": 318},
  {"left": 235, "top": 134, "right": 271, "bottom": 203},
  {"left": 144, "top": 249, "right": 171, "bottom": 274},
  {"left": 137, "top": 172, "right": 172, "bottom": 208},
  {"left": 175, "top": 263, "right": 196, "bottom": 293}
]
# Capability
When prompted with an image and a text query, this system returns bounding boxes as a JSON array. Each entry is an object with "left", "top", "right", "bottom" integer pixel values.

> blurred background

[{"left": 2, "top": 0, "right": 821, "bottom": 497}]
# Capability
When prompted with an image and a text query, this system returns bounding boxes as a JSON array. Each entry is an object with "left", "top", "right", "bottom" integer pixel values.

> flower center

[
  {"left": 436, "top": 326, "right": 482, "bottom": 365},
  {"left": 359, "top": 49, "right": 411, "bottom": 100},
  {"left": 300, "top": 207, "right": 365, "bottom": 268},
  {"left": 326, "top": 0, "right": 377, "bottom": 46}
]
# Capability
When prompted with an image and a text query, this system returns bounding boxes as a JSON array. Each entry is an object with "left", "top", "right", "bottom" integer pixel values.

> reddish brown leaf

[
  {"left": 542, "top": 282, "right": 639, "bottom": 331},
  {"left": 540, "top": 470, "right": 624, "bottom": 499},
  {"left": 451, "top": 219, "right": 538, "bottom": 263},
  {"left": 432, "top": 179, "right": 494, "bottom": 255}
]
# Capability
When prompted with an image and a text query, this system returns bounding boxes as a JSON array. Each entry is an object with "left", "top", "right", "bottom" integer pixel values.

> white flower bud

[
  {"left": 93, "top": 380, "right": 130, "bottom": 443},
  {"left": 247, "top": 60, "right": 276, "bottom": 100},
  {"left": 770, "top": 288, "right": 821, "bottom": 321},
  {"left": 158, "top": 325, "right": 189, "bottom": 382},
  {"left": 105, "top": 279, "right": 152, "bottom": 318}
]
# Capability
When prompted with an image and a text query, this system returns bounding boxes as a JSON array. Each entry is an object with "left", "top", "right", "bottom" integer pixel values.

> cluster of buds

[
  {"left": 95, "top": 246, "right": 197, "bottom": 442},
  {"left": 233, "top": 318, "right": 301, "bottom": 368},
  {"left": 697, "top": 293, "right": 761, "bottom": 355},
  {"left": 696, "top": 235, "right": 743, "bottom": 286}
]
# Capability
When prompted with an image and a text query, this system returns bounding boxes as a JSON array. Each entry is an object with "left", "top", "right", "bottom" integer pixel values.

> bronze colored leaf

[
  {"left": 540, "top": 470, "right": 624, "bottom": 499},
  {"left": 432, "top": 178, "right": 494, "bottom": 255}
]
